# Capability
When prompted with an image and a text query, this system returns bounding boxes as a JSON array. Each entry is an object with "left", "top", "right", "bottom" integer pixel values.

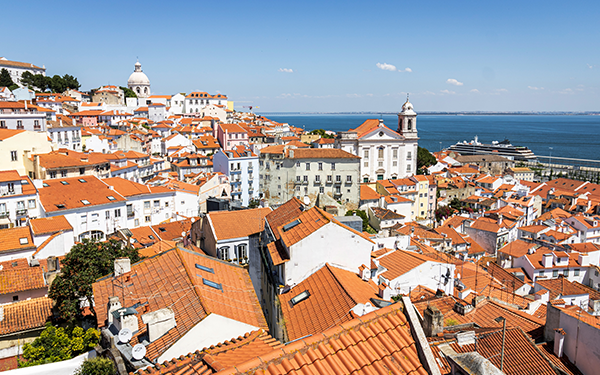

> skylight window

[
  {"left": 81, "top": 200, "right": 90, "bottom": 205},
  {"left": 78, "top": 179, "right": 87, "bottom": 183},
  {"left": 56, "top": 204, "right": 65, "bottom": 209},
  {"left": 42, "top": 183, "right": 49, "bottom": 187},
  {"left": 21, "top": 180, "right": 29, "bottom": 185},
  {"left": 282, "top": 219, "right": 302, "bottom": 232},
  {"left": 107, "top": 196, "right": 116, "bottom": 201},
  {"left": 202, "top": 278, "right": 222, "bottom": 291},
  {"left": 148, "top": 235, "right": 155, "bottom": 240},
  {"left": 195, "top": 264, "right": 214, "bottom": 273},
  {"left": 19, "top": 238, "right": 28, "bottom": 245},
  {"left": 290, "top": 290, "right": 310, "bottom": 306},
  {"left": 60, "top": 181, "right": 69, "bottom": 185},
  {"left": 159, "top": 228, "right": 166, "bottom": 232}
]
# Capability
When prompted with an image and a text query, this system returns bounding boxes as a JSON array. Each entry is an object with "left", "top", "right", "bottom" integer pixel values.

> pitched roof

[
  {"left": 93, "top": 248, "right": 266, "bottom": 362},
  {"left": 279, "top": 263, "right": 381, "bottom": 341},
  {"left": 0, "top": 58, "right": 44, "bottom": 70},
  {"left": 215, "top": 303, "right": 428, "bottom": 375},
  {"left": 376, "top": 250, "right": 438, "bottom": 281},
  {"left": 497, "top": 239, "right": 537, "bottom": 258},
  {"left": 288, "top": 148, "right": 360, "bottom": 159},
  {"left": 38, "top": 176, "right": 127, "bottom": 213},
  {"left": 536, "top": 276, "right": 600, "bottom": 300},
  {"left": 0, "top": 297, "right": 53, "bottom": 336},
  {"left": 350, "top": 119, "right": 399, "bottom": 139},
  {"left": 151, "top": 218, "right": 196, "bottom": 242},
  {"left": 0, "top": 263, "right": 46, "bottom": 295},
  {"left": 0, "top": 129, "right": 25, "bottom": 141},
  {"left": 371, "top": 206, "right": 404, "bottom": 220},
  {"left": 360, "top": 184, "right": 381, "bottom": 201},
  {"left": 265, "top": 197, "right": 305, "bottom": 240},
  {"left": 29, "top": 215, "right": 73, "bottom": 235},
  {"left": 0, "top": 227, "right": 35, "bottom": 254},
  {"left": 208, "top": 208, "right": 271, "bottom": 241}
]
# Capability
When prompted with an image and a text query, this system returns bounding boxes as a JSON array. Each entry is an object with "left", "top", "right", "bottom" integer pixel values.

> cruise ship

[{"left": 447, "top": 136, "right": 537, "bottom": 161}]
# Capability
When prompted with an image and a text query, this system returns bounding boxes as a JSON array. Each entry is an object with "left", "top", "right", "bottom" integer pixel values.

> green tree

[
  {"left": 309, "top": 129, "right": 334, "bottom": 139},
  {"left": 74, "top": 357, "right": 114, "bottom": 375},
  {"left": 449, "top": 197, "right": 463, "bottom": 211},
  {"left": 19, "top": 324, "right": 100, "bottom": 367},
  {"left": 120, "top": 86, "right": 137, "bottom": 98},
  {"left": 435, "top": 205, "right": 453, "bottom": 222},
  {"left": 0, "top": 68, "right": 16, "bottom": 90},
  {"left": 416, "top": 146, "right": 436, "bottom": 175},
  {"left": 49, "top": 239, "right": 140, "bottom": 324},
  {"left": 62, "top": 74, "right": 80, "bottom": 90},
  {"left": 49, "top": 75, "right": 67, "bottom": 93}
]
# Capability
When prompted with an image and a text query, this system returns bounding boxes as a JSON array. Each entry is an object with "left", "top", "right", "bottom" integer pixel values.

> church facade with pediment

[{"left": 335, "top": 99, "right": 419, "bottom": 182}]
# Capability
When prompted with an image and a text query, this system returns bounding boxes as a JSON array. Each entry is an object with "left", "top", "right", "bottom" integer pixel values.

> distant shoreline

[{"left": 259, "top": 112, "right": 600, "bottom": 116}]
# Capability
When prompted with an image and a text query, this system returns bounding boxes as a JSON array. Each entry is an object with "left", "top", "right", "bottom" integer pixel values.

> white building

[
  {"left": 335, "top": 99, "right": 418, "bottom": 182},
  {"left": 0, "top": 57, "right": 45, "bottom": 87},
  {"left": 0, "top": 101, "right": 47, "bottom": 132},
  {"left": 47, "top": 118, "right": 82, "bottom": 151},
  {"left": 184, "top": 92, "right": 227, "bottom": 114},
  {"left": 0, "top": 172, "right": 39, "bottom": 229},
  {"left": 127, "top": 61, "right": 151, "bottom": 98},
  {"left": 213, "top": 146, "right": 259, "bottom": 206},
  {"left": 37, "top": 175, "right": 128, "bottom": 241}
]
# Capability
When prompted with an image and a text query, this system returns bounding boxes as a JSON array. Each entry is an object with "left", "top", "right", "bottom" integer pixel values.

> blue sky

[{"left": 3, "top": 0, "right": 599, "bottom": 112}]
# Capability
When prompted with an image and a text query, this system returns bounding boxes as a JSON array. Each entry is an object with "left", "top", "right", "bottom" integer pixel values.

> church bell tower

[{"left": 397, "top": 95, "right": 418, "bottom": 139}]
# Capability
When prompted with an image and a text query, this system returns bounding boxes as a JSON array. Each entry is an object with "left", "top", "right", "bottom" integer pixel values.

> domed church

[{"left": 127, "top": 60, "right": 151, "bottom": 98}]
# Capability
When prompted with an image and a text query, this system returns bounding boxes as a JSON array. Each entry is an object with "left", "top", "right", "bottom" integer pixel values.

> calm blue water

[{"left": 264, "top": 114, "right": 600, "bottom": 161}]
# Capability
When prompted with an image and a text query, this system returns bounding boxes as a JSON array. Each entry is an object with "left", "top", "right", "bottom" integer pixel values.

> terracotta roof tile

[
  {"left": 151, "top": 218, "right": 196, "bottom": 242},
  {"left": 0, "top": 297, "right": 53, "bottom": 336},
  {"left": 360, "top": 184, "right": 380, "bottom": 201},
  {"left": 216, "top": 303, "right": 428, "bottom": 375},
  {"left": 0, "top": 263, "right": 46, "bottom": 295},
  {"left": 39, "top": 176, "right": 127, "bottom": 213},
  {"left": 208, "top": 208, "right": 271, "bottom": 241},
  {"left": 93, "top": 248, "right": 266, "bottom": 362},
  {"left": 279, "top": 264, "right": 381, "bottom": 341},
  {"left": 288, "top": 148, "right": 360, "bottom": 159},
  {"left": 0, "top": 227, "right": 35, "bottom": 254},
  {"left": 29, "top": 215, "right": 72, "bottom": 235}
]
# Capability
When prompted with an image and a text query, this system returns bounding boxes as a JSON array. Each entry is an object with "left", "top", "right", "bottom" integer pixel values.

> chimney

[
  {"left": 107, "top": 296, "right": 122, "bottom": 326},
  {"left": 423, "top": 305, "right": 444, "bottom": 337},
  {"left": 590, "top": 299, "right": 600, "bottom": 316},
  {"left": 579, "top": 253, "right": 590, "bottom": 267},
  {"left": 554, "top": 328, "right": 566, "bottom": 358},
  {"left": 141, "top": 307, "right": 176, "bottom": 342},
  {"left": 59, "top": 119, "right": 63, "bottom": 127},
  {"left": 497, "top": 214, "right": 503, "bottom": 226},
  {"left": 114, "top": 258, "right": 131, "bottom": 276},
  {"left": 542, "top": 253, "right": 553, "bottom": 268}
]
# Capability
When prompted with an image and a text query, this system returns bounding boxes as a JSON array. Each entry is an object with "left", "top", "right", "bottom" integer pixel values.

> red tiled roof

[
  {"left": 288, "top": 148, "right": 360, "bottom": 159},
  {"left": 0, "top": 227, "right": 35, "bottom": 254},
  {"left": 216, "top": 303, "right": 428, "bottom": 375},
  {"left": 39, "top": 176, "right": 127, "bottom": 213},
  {"left": 279, "top": 263, "right": 381, "bottom": 341},
  {"left": 0, "top": 297, "right": 53, "bottom": 336},
  {"left": 93, "top": 248, "right": 266, "bottom": 362},
  {"left": 208, "top": 208, "right": 271, "bottom": 241},
  {"left": 29, "top": 215, "right": 72, "bottom": 235},
  {"left": 360, "top": 184, "right": 380, "bottom": 201}
]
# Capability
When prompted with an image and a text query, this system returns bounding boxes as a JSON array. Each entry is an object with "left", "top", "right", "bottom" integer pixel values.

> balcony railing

[
  {"left": 16, "top": 208, "right": 27, "bottom": 216},
  {"left": 0, "top": 212, "right": 9, "bottom": 218}
]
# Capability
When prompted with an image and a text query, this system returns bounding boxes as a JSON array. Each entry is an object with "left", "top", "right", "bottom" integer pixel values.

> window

[
  {"left": 145, "top": 215, "right": 151, "bottom": 223},
  {"left": 218, "top": 246, "right": 230, "bottom": 260},
  {"left": 331, "top": 163, "right": 336, "bottom": 170},
  {"left": 91, "top": 213, "right": 99, "bottom": 223},
  {"left": 107, "top": 196, "right": 116, "bottom": 201},
  {"left": 303, "top": 175, "right": 308, "bottom": 182},
  {"left": 393, "top": 161, "right": 397, "bottom": 167},
  {"left": 553, "top": 270, "right": 559, "bottom": 278},
  {"left": 28, "top": 199, "right": 36, "bottom": 209},
  {"left": 377, "top": 174, "right": 384, "bottom": 180},
  {"left": 364, "top": 177, "right": 369, "bottom": 183},
  {"left": 61, "top": 170, "right": 67, "bottom": 177},
  {"left": 406, "top": 164, "right": 411, "bottom": 172},
  {"left": 16, "top": 120, "right": 23, "bottom": 129},
  {"left": 0, "top": 121, "right": 5, "bottom": 128},
  {"left": 327, "top": 175, "right": 332, "bottom": 183},
  {"left": 364, "top": 161, "right": 368, "bottom": 167},
  {"left": 114, "top": 209, "right": 121, "bottom": 217},
  {"left": 305, "top": 163, "right": 310, "bottom": 171},
  {"left": 318, "top": 162, "right": 323, "bottom": 171},
  {"left": 79, "top": 167, "right": 85, "bottom": 175},
  {"left": 392, "top": 149, "right": 398, "bottom": 159},
  {"left": 81, "top": 199, "right": 90, "bottom": 205},
  {"left": 364, "top": 149, "right": 369, "bottom": 158},
  {"left": 154, "top": 200, "right": 160, "bottom": 208},
  {"left": 7, "top": 183, "right": 14, "bottom": 193},
  {"left": 134, "top": 219, "right": 139, "bottom": 226},
  {"left": 202, "top": 278, "right": 223, "bottom": 291},
  {"left": 407, "top": 151, "right": 412, "bottom": 160},
  {"left": 144, "top": 201, "right": 151, "bottom": 209},
  {"left": 564, "top": 269, "right": 569, "bottom": 277},
  {"left": 296, "top": 161, "right": 300, "bottom": 167},
  {"left": 16, "top": 201, "right": 24, "bottom": 210},
  {"left": 0, "top": 203, "right": 5, "bottom": 213},
  {"left": 49, "top": 171, "right": 57, "bottom": 179},
  {"left": 10, "top": 151, "right": 17, "bottom": 162},
  {"left": 81, "top": 214, "right": 87, "bottom": 225},
  {"left": 336, "top": 175, "right": 341, "bottom": 183},
  {"left": 12, "top": 295, "right": 18, "bottom": 302},
  {"left": 315, "top": 175, "right": 321, "bottom": 183},
  {"left": 378, "top": 148, "right": 384, "bottom": 159},
  {"left": 346, "top": 175, "right": 352, "bottom": 183},
  {"left": 574, "top": 269, "right": 580, "bottom": 276},
  {"left": 296, "top": 186, "right": 300, "bottom": 192},
  {"left": 319, "top": 187, "right": 324, "bottom": 193},
  {"left": 335, "top": 186, "right": 341, "bottom": 194},
  {"left": 407, "top": 119, "right": 412, "bottom": 130},
  {"left": 296, "top": 176, "right": 301, "bottom": 182},
  {"left": 290, "top": 290, "right": 310, "bottom": 306}
]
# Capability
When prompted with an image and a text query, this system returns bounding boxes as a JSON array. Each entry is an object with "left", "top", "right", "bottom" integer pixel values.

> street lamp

[{"left": 494, "top": 316, "right": 507, "bottom": 372}]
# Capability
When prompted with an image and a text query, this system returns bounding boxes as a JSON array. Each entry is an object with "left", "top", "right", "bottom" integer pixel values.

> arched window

[
  {"left": 378, "top": 147, "right": 384, "bottom": 159},
  {"left": 407, "top": 119, "right": 412, "bottom": 130},
  {"left": 217, "top": 246, "right": 230, "bottom": 260},
  {"left": 144, "top": 87, "right": 148, "bottom": 94}
]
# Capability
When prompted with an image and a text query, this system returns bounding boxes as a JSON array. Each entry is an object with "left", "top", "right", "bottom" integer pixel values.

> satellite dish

[
  {"left": 303, "top": 195, "right": 310, "bottom": 205},
  {"left": 118, "top": 328, "right": 132, "bottom": 344},
  {"left": 132, "top": 343, "right": 146, "bottom": 360}
]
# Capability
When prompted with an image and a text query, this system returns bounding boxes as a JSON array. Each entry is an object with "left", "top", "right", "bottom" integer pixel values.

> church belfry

[{"left": 397, "top": 95, "right": 418, "bottom": 139}]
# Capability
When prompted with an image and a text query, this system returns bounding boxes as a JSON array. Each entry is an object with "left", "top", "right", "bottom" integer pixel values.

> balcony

[
  {"left": 230, "top": 169, "right": 242, "bottom": 175},
  {"left": 127, "top": 212, "right": 135, "bottom": 218},
  {"left": 0, "top": 212, "right": 9, "bottom": 218},
  {"left": 16, "top": 208, "right": 27, "bottom": 216}
]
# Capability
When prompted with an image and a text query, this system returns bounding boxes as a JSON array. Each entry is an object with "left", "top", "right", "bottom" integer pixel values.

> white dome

[
  {"left": 127, "top": 61, "right": 150, "bottom": 86},
  {"left": 402, "top": 99, "right": 413, "bottom": 111}
]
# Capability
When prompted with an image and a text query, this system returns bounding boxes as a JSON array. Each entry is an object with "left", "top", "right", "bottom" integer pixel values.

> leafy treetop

[
  {"left": 417, "top": 146, "right": 437, "bottom": 175},
  {"left": 0, "top": 69, "right": 19, "bottom": 91},
  {"left": 49, "top": 239, "right": 140, "bottom": 324}
]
